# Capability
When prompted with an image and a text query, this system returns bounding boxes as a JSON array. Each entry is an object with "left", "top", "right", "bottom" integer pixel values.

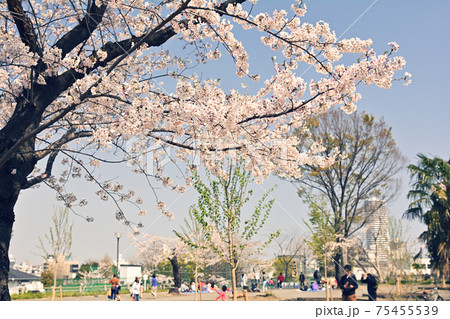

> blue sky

[{"left": 10, "top": 0, "right": 450, "bottom": 265}]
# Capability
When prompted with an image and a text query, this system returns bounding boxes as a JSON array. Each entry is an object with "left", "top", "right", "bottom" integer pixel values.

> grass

[{"left": 11, "top": 288, "right": 170, "bottom": 300}]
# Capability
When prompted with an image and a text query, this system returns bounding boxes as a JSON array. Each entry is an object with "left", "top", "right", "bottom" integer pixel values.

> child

[{"left": 215, "top": 285, "right": 227, "bottom": 301}]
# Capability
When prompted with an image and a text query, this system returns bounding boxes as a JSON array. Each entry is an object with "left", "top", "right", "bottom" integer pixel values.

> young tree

[
  {"left": 189, "top": 159, "right": 278, "bottom": 300},
  {"left": 37, "top": 206, "right": 73, "bottom": 300},
  {"left": 295, "top": 109, "right": 406, "bottom": 279},
  {"left": 303, "top": 195, "right": 338, "bottom": 279},
  {"left": 174, "top": 210, "right": 220, "bottom": 300},
  {"left": 404, "top": 154, "right": 450, "bottom": 285},
  {"left": 0, "top": 0, "right": 409, "bottom": 299},
  {"left": 387, "top": 217, "right": 413, "bottom": 279},
  {"left": 355, "top": 216, "right": 412, "bottom": 282}
]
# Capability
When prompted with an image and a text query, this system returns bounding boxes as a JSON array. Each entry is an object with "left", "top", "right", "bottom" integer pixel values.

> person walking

[
  {"left": 361, "top": 273, "right": 378, "bottom": 301},
  {"left": 262, "top": 272, "right": 268, "bottom": 292},
  {"left": 108, "top": 274, "right": 120, "bottom": 301},
  {"left": 150, "top": 273, "right": 157, "bottom": 299},
  {"left": 130, "top": 277, "right": 141, "bottom": 301},
  {"left": 277, "top": 272, "right": 284, "bottom": 288},
  {"left": 299, "top": 272, "right": 305, "bottom": 290},
  {"left": 240, "top": 273, "right": 247, "bottom": 291},
  {"left": 339, "top": 265, "right": 359, "bottom": 301}
]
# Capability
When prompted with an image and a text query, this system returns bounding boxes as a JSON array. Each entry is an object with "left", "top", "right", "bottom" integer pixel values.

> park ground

[{"left": 16, "top": 284, "right": 449, "bottom": 301}]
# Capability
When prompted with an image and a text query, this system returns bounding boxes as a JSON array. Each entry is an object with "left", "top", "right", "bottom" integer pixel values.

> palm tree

[{"left": 404, "top": 154, "right": 450, "bottom": 285}]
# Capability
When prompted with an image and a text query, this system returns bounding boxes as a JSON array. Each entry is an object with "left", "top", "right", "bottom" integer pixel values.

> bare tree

[
  {"left": 273, "top": 231, "right": 306, "bottom": 281},
  {"left": 37, "top": 207, "right": 73, "bottom": 300},
  {"left": 295, "top": 109, "right": 406, "bottom": 279}
]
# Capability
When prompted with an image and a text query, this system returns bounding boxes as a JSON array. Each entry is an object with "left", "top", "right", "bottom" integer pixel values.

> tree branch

[
  {"left": 7, "top": 0, "right": 41, "bottom": 55},
  {"left": 53, "top": 1, "right": 108, "bottom": 59}
]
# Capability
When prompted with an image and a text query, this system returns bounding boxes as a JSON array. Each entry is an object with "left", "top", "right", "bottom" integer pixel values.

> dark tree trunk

[
  {"left": 334, "top": 251, "right": 342, "bottom": 284},
  {"left": 0, "top": 208, "right": 13, "bottom": 301},
  {"left": 0, "top": 120, "right": 38, "bottom": 300},
  {"left": 169, "top": 255, "right": 181, "bottom": 289}
]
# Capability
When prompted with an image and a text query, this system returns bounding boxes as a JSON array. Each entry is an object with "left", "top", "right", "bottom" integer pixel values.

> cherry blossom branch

[
  {"left": 148, "top": 133, "right": 242, "bottom": 152},
  {"left": 33, "top": 130, "right": 93, "bottom": 161},
  {"left": 0, "top": 1, "right": 192, "bottom": 170},
  {"left": 7, "top": 0, "right": 42, "bottom": 55},
  {"left": 238, "top": 89, "right": 330, "bottom": 124},
  {"left": 53, "top": 1, "right": 107, "bottom": 60}
]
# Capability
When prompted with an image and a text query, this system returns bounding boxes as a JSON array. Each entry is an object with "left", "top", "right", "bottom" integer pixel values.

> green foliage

[
  {"left": 189, "top": 158, "right": 278, "bottom": 265},
  {"left": 272, "top": 257, "right": 293, "bottom": 280},
  {"left": 186, "top": 157, "right": 279, "bottom": 295},
  {"left": 302, "top": 194, "right": 338, "bottom": 276},
  {"left": 40, "top": 270, "right": 54, "bottom": 287},
  {"left": 405, "top": 154, "right": 450, "bottom": 277}
]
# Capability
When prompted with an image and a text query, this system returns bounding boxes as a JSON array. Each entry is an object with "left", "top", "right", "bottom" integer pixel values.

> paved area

[{"left": 20, "top": 284, "right": 449, "bottom": 301}]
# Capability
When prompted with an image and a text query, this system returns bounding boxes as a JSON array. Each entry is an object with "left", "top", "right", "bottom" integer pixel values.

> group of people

[
  {"left": 108, "top": 273, "right": 158, "bottom": 301},
  {"left": 297, "top": 265, "right": 378, "bottom": 301},
  {"left": 241, "top": 272, "right": 284, "bottom": 292},
  {"left": 107, "top": 265, "right": 377, "bottom": 301},
  {"left": 179, "top": 281, "right": 217, "bottom": 293},
  {"left": 340, "top": 265, "right": 378, "bottom": 301}
]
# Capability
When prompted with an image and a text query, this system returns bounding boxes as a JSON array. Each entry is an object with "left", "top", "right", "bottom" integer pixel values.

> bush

[{"left": 40, "top": 271, "right": 54, "bottom": 287}]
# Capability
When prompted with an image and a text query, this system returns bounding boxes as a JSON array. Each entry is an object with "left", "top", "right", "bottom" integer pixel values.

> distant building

[
  {"left": 44, "top": 255, "right": 79, "bottom": 279},
  {"left": 364, "top": 197, "right": 390, "bottom": 265},
  {"left": 8, "top": 269, "right": 45, "bottom": 295},
  {"left": 119, "top": 264, "right": 142, "bottom": 287}
]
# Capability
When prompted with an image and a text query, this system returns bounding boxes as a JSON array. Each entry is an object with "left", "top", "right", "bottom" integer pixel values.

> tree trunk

[
  {"left": 169, "top": 255, "right": 181, "bottom": 289},
  {"left": 334, "top": 251, "right": 342, "bottom": 282},
  {"left": 0, "top": 210, "right": 13, "bottom": 301},
  {"left": 227, "top": 221, "right": 237, "bottom": 301},
  {"left": 51, "top": 263, "right": 59, "bottom": 301},
  {"left": 231, "top": 267, "right": 237, "bottom": 301},
  {"left": 0, "top": 145, "right": 36, "bottom": 300},
  {"left": 194, "top": 263, "right": 199, "bottom": 301},
  {"left": 285, "top": 263, "right": 289, "bottom": 283},
  {"left": 0, "top": 97, "right": 41, "bottom": 301}
]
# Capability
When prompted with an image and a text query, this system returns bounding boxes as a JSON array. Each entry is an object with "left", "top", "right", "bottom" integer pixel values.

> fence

[{"left": 44, "top": 279, "right": 113, "bottom": 294}]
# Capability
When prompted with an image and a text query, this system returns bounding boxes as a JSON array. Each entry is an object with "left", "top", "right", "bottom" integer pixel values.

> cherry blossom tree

[
  {"left": 0, "top": 0, "right": 409, "bottom": 299},
  {"left": 129, "top": 234, "right": 186, "bottom": 289}
]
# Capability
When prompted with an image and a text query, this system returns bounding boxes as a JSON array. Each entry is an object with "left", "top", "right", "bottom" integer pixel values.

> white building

[
  {"left": 119, "top": 264, "right": 142, "bottom": 287},
  {"left": 364, "top": 197, "right": 390, "bottom": 264},
  {"left": 8, "top": 269, "right": 45, "bottom": 295}
]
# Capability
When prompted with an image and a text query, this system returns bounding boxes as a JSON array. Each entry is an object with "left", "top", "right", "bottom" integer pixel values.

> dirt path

[{"left": 16, "top": 284, "right": 449, "bottom": 301}]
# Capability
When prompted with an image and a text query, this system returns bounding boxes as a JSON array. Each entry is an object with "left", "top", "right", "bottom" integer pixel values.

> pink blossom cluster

[{"left": 0, "top": 0, "right": 410, "bottom": 224}]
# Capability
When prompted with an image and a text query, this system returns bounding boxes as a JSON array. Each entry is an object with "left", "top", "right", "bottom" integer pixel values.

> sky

[{"left": 9, "top": 0, "right": 450, "bottom": 266}]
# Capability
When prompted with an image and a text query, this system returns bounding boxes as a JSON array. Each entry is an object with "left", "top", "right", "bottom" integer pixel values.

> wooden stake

[{"left": 396, "top": 277, "right": 402, "bottom": 296}]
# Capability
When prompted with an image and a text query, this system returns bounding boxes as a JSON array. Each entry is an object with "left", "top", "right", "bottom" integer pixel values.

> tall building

[{"left": 364, "top": 197, "right": 390, "bottom": 264}]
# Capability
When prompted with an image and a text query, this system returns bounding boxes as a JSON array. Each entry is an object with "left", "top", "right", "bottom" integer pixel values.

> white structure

[
  {"left": 364, "top": 197, "right": 390, "bottom": 264},
  {"left": 119, "top": 264, "right": 142, "bottom": 287},
  {"left": 8, "top": 269, "right": 45, "bottom": 295}
]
